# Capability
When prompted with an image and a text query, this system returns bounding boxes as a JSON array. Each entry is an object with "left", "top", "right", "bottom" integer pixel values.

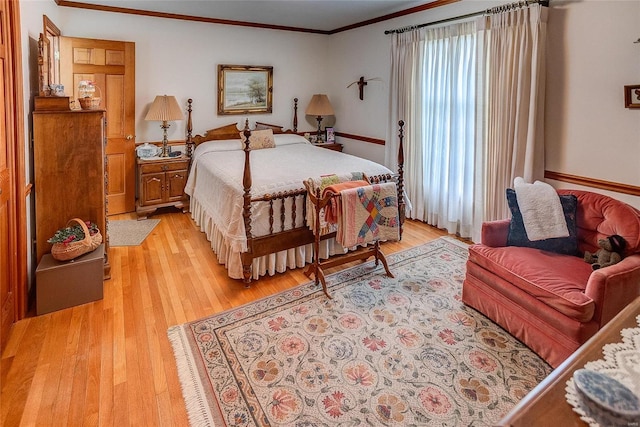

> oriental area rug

[{"left": 168, "top": 237, "right": 552, "bottom": 426}]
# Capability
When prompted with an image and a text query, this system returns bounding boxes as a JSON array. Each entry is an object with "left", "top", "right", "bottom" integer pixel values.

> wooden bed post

[
  {"left": 186, "top": 99, "right": 194, "bottom": 159},
  {"left": 397, "top": 120, "right": 405, "bottom": 239},
  {"left": 293, "top": 98, "right": 298, "bottom": 133},
  {"left": 241, "top": 119, "right": 253, "bottom": 284}
]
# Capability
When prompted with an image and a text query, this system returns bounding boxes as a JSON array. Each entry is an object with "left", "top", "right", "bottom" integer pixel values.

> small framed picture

[
  {"left": 624, "top": 84, "right": 640, "bottom": 109},
  {"left": 325, "top": 127, "right": 335, "bottom": 143}
]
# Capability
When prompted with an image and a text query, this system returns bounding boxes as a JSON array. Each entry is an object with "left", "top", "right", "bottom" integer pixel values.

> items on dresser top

[
  {"left": 136, "top": 142, "right": 162, "bottom": 158},
  {"left": 571, "top": 369, "right": 640, "bottom": 423}
]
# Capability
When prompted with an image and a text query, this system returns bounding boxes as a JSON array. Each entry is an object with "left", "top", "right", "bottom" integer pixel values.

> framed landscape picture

[{"left": 218, "top": 64, "right": 273, "bottom": 115}]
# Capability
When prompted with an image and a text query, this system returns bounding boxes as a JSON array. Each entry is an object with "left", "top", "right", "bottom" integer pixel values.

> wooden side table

[
  {"left": 136, "top": 156, "right": 190, "bottom": 219},
  {"left": 314, "top": 143, "right": 343, "bottom": 152},
  {"left": 497, "top": 296, "right": 640, "bottom": 426}
]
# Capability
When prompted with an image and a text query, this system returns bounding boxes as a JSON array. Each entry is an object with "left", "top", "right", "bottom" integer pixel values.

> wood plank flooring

[{"left": 1, "top": 211, "right": 449, "bottom": 426}]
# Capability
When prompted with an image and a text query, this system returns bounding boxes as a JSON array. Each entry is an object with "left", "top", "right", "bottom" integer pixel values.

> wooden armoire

[{"left": 33, "top": 100, "right": 110, "bottom": 278}]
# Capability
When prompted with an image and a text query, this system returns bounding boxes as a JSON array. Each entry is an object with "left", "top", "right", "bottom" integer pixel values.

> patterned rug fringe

[{"left": 168, "top": 325, "right": 216, "bottom": 427}]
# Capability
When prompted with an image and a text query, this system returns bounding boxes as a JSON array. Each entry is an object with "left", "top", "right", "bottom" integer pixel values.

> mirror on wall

[{"left": 37, "top": 15, "right": 60, "bottom": 96}]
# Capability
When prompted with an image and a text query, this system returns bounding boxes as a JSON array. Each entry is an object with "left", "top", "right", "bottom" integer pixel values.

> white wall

[
  {"left": 20, "top": 0, "right": 329, "bottom": 144},
  {"left": 545, "top": 0, "right": 640, "bottom": 208},
  {"left": 20, "top": 0, "right": 640, "bottom": 211}
]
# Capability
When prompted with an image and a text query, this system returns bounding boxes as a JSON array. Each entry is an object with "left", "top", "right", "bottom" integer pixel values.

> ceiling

[{"left": 61, "top": 0, "right": 442, "bottom": 33}]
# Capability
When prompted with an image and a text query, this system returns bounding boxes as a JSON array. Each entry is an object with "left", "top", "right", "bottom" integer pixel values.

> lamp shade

[
  {"left": 144, "top": 95, "right": 184, "bottom": 122},
  {"left": 305, "top": 94, "right": 334, "bottom": 116}
]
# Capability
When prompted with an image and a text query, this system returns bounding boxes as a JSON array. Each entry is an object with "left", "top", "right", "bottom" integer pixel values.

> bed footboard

[{"left": 239, "top": 120, "right": 406, "bottom": 284}]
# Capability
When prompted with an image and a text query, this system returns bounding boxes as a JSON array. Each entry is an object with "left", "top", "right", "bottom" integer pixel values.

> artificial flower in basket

[{"left": 48, "top": 218, "right": 102, "bottom": 261}]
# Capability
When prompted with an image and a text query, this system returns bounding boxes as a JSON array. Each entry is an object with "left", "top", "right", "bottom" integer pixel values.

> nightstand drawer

[{"left": 138, "top": 158, "right": 189, "bottom": 174}]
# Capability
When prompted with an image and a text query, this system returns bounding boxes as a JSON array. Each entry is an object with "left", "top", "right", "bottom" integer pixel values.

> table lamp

[
  {"left": 144, "top": 95, "right": 184, "bottom": 157},
  {"left": 305, "top": 94, "right": 334, "bottom": 141}
]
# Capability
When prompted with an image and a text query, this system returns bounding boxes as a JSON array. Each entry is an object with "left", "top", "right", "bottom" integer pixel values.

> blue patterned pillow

[{"left": 506, "top": 188, "right": 579, "bottom": 256}]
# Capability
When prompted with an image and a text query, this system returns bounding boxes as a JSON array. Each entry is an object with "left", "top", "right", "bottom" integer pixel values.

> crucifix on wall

[{"left": 347, "top": 76, "right": 383, "bottom": 100}]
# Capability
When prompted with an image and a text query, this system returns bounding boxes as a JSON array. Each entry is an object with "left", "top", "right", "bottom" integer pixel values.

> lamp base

[
  {"left": 161, "top": 121, "right": 170, "bottom": 157},
  {"left": 316, "top": 116, "right": 324, "bottom": 143}
]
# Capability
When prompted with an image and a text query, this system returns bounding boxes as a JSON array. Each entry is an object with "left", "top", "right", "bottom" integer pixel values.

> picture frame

[
  {"left": 325, "top": 127, "right": 335, "bottom": 143},
  {"left": 218, "top": 64, "right": 273, "bottom": 115},
  {"left": 624, "top": 84, "right": 640, "bottom": 109}
]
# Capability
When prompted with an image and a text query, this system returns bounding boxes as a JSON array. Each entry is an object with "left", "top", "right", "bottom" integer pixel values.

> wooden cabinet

[
  {"left": 136, "top": 156, "right": 189, "bottom": 219},
  {"left": 497, "top": 296, "right": 640, "bottom": 426},
  {"left": 315, "top": 143, "right": 343, "bottom": 152},
  {"left": 33, "top": 107, "right": 110, "bottom": 278}
]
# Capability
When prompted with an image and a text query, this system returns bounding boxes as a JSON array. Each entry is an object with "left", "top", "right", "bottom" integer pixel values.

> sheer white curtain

[
  {"left": 387, "top": 22, "right": 477, "bottom": 238},
  {"left": 387, "top": 3, "right": 548, "bottom": 242},
  {"left": 477, "top": 4, "right": 548, "bottom": 221}
]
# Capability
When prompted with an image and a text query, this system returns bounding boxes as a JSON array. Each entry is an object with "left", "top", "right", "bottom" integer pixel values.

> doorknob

[{"left": 126, "top": 135, "right": 134, "bottom": 140}]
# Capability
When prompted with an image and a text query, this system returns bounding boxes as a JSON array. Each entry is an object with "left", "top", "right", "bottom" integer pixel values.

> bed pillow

[
  {"left": 273, "top": 133, "right": 311, "bottom": 146},
  {"left": 239, "top": 129, "right": 275, "bottom": 150},
  {"left": 506, "top": 188, "right": 579, "bottom": 256}
]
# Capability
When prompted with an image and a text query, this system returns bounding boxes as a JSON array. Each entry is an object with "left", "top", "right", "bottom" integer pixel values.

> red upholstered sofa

[{"left": 462, "top": 190, "right": 640, "bottom": 368}]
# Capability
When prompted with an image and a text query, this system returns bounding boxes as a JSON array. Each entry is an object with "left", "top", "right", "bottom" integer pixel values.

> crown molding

[{"left": 55, "top": 0, "right": 459, "bottom": 34}]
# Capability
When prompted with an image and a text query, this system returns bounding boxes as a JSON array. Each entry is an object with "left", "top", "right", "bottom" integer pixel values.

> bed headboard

[
  {"left": 254, "top": 122, "right": 287, "bottom": 134},
  {"left": 185, "top": 98, "right": 299, "bottom": 157}
]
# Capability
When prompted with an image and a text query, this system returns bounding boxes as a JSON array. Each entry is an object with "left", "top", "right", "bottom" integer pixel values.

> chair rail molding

[{"left": 544, "top": 171, "right": 640, "bottom": 197}]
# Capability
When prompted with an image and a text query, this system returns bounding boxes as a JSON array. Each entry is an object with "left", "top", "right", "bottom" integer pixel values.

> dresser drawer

[{"left": 139, "top": 158, "right": 189, "bottom": 174}]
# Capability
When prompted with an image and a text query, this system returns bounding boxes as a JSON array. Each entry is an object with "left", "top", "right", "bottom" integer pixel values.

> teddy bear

[{"left": 584, "top": 234, "right": 627, "bottom": 270}]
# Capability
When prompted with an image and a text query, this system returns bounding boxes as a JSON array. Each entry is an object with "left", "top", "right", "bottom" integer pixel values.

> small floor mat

[{"left": 108, "top": 219, "right": 160, "bottom": 246}]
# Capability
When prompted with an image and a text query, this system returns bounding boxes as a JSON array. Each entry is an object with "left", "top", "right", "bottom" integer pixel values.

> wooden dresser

[
  {"left": 497, "top": 296, "right": 640, "bottom": 426},
  {"left": 33, "top": 102, "right": 110, "bottom": 278}
]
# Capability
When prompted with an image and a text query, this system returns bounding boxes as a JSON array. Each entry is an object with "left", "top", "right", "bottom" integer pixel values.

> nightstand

[
  {"left": 314, "top": 143, "right": 343, "bottom": 152},
  {"left": 136, "top": 156, "right": 190, "bottom": 219}
]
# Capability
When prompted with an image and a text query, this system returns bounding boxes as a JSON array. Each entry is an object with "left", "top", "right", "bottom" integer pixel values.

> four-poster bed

[{"left": 184, "top": 98, "right": 406, "bottom": 284}]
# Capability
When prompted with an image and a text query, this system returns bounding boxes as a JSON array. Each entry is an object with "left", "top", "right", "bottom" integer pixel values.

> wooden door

[
  {"left": 0, "top": 0, "right": 24, "bottom": 351},
  {"left": 60, "top": 37, "right": 135, "bottom": 214},
  {"left": 0, "top": 0, "right": 12, "bottom": 352}
]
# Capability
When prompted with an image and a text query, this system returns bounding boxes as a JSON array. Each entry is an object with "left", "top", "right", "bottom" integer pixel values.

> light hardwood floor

[{"left": 1, "top": 211, "right": 449, "bottom": 426}]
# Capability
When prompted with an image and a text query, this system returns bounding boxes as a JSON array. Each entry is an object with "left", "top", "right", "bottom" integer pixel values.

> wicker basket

[
  {"left": 78, "top": 97, "right": 101, "bottom": 110},
  {"left": 51, "top": 218, "right": 103, "bottom": 261},
  {"left": 78, "top": 85, "right": 102, "bottom": 110}
]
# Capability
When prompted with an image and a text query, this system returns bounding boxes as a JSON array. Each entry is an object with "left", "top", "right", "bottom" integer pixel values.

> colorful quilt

[
  {"left": 305, "top": 172, "right": 366, "bottom": 236},
  {"left": 338, "top": 182, "right": 400, "bottom": 247},
  {"left": 322, "top": 180, "right": 370, "bottom": 225}
]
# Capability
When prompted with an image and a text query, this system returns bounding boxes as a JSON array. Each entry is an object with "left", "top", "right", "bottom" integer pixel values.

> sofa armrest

[
  {"left": 481, "top": 219, "right": 511, "bottom": 247},
  {"left": 585, "top": 254, "right": 640, "bottom": 327}
]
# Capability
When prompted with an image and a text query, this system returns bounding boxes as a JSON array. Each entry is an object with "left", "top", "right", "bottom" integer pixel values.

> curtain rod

[{"left": 384, "top": 0, "right": 548, "bottom": 35}]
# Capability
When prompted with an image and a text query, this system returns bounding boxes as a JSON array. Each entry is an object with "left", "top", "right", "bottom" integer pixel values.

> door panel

[
  {"left": 104, "top": 74, "right": 134, "bottom": 213},
  {"left": 168, "top": 172, "right": 187, "bottom": 201},
  {"left": 0, "top": 0, "right": 15, "bottom": 351},
  {"left": 60, "top": 37, "right": 135, "bottom": 214},
  {"left": 107, "top": 152, "right": 126, "bottom": 203},
  {"left": 142, "top": 174, "right": 164, "bottom": 205}
]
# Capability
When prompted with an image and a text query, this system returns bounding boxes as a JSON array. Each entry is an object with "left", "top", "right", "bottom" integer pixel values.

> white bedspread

[{"left": 185, "top": 134, "right": 394, "bottom": 279}]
